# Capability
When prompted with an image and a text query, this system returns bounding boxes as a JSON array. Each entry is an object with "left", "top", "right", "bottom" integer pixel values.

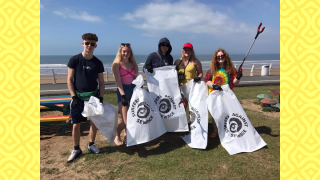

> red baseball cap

[{"left": 183, "top": 42, "right": 193, "bottom": 49}]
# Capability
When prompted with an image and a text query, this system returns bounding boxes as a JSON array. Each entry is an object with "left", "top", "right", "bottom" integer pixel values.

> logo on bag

[
  {"left": 154, "top": 95, "right": 176, "bottom": 119},
  {"left": 189, "top": 106, "right": 201, "bottom": 130},
  {"left": 131, "top": 99, "right": 154, "bottom": 124},
  {"left": 223, "top": 113, "right": 249, "bottom": 138}
]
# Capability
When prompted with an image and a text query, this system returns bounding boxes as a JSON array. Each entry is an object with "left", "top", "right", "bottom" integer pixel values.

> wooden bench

[
  {"left": 40, "top": 115, "right": 71, "bottom": 134},
  {"left": 40, "top": 104, "right": 64, "bottom": 110},
  {"left": 40, "top": 96, "right": 72, "bottom": 134}
]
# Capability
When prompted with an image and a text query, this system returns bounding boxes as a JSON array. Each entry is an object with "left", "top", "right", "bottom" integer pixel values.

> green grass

[
  {"left": 102, "top": 91, "right": 119, "bottom": 106},
  {"left": 233, "top": 85, "right": 279, "bottom": 101},
  {"left": 43, "top": 85, "right": 280, "bottom": 179},
  {"left": 45, "top": 160, "right": 54, "bottom": 164},
  {"left": 262, "top": 107, "right": 280, "bottom": 112},
  {"left": 61, "top": 151, "right": 69, "bottom": 156},
  {"left": 40, "top": 167, "right": 60, "bottom": 174}
]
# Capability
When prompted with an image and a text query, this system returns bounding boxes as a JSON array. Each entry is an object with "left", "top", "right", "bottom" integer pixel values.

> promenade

[{"left": 40, "top": 68, "right": 280, "bottom": 96}]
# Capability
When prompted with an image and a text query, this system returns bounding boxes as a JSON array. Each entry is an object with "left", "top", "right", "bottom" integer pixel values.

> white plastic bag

[
  {"left": 206, "top": 85, "right": 267, "bottom": 155},
  {"left": 181, "top": 80, "right": 208, "bottom": 149},
  {"left": 126, "top": 75, "right": 167, "bottom": 146},
  {"left": 145, "top": 66, "right": 189, "bottom": 132},
  {"left": 81, "top": 96, "right": 104, "bottom": 117},
  {"left": 82, "top": 96, "right": 118, "bottom": 146}
]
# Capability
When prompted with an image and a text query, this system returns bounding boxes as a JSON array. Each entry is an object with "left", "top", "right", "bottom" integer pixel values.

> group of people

[{"left": 66, "top": 33, "right": 243, "bottom": 163}]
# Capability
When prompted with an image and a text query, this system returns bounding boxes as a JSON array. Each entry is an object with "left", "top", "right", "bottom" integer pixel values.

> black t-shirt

[{"left": 67, "top": 53, "right": 104, "bottom": 93}]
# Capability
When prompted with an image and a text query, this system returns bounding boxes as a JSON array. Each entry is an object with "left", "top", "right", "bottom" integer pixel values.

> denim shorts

[{"left": 117, "top": 84, "right": 136, "bottom": 103}]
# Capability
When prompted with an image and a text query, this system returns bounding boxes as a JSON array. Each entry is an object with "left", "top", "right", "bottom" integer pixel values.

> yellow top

[{"left": 178, "top": 62, "right": 197, "bottom": 86}]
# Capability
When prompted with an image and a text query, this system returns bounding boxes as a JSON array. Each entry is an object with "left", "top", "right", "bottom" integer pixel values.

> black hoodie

[{"left": 143, "top": 37, "right": 173, "bottom": 71}]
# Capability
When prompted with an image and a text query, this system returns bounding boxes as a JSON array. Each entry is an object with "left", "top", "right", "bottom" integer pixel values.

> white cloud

[
  {"left": 236, "top": 0, "right": 276, "bottom": 10},
  {"left": 52, "top": 8, "right": 103, "bottom": 23},
  {"left": 121, "top": 0, "right": 255, "bottom": 37}
]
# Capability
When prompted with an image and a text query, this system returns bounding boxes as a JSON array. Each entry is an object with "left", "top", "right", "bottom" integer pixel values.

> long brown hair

[{"left": 210, "top": 48, "right": 236, "bottom": 75}]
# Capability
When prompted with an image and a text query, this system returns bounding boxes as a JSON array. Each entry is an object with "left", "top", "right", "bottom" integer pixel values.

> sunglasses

[
  {"left": 121, "top": 43, "right": 130, "bottom": 46},
  {"left": 160, "top": 43, "right": 170, "bottom": 47},
  {"left": 84, "top": 42, "right": 96, "bottom": 46},
  {"left": 217, "top": 55, "right": 225, "bottom": 59}
]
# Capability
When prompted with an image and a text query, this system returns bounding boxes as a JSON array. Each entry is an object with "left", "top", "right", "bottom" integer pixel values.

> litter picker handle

[{"left": 238, "top": 23, "right": 265, "bottom": 71}]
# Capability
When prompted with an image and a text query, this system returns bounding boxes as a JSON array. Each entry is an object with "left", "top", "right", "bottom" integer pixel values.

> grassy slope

[{"left": 46, "top": 85, "right": 280, "bottom": 180}]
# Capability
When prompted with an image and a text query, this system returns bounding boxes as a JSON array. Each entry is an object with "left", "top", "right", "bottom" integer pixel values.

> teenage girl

[
  {"left": 112, "top": 43, "right": 138, "bottom": 145},
  {"left": 204, "top": 48, "right": 242, "bottom": 138},
  {"left": 174, "top": 42, "right": 203, "bottom": 108}
]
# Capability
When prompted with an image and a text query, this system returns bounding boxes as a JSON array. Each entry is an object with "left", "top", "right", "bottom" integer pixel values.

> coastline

[{"left": 40, "top": 68, "right": 280, "bottom": 84}]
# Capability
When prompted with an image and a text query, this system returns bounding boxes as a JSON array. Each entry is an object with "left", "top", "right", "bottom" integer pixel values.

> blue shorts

[
  {"left": 70, "top": 91, "right": 100, "bottom": 124},
  {"left": 117, "top": 84, "right": 136, "bottom": 103}
]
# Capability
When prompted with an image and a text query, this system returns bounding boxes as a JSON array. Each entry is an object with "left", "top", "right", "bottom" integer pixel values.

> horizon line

[{"left": 41, "top": 53, "right": 280, "bottom": 56}]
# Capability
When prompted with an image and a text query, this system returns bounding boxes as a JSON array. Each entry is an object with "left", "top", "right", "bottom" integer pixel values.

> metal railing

[
  {"left": 41, "top": 62, "right": 278, "bottom": 84},
  {"left": 41, "top": 68, "right": 111, "bottom": 84},
  {"left": 235, "top": 63, "right": 274, "bottom": 76}
]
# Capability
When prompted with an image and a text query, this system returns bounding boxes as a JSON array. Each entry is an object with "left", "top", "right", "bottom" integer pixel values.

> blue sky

[{"left": 40, "top": 0, "right": 279, "bottom": 55}]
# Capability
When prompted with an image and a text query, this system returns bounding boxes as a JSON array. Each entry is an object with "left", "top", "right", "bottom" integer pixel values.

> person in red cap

[
  {"left": 174, "top": 42, "right": 203, "bottom": 109},
  {"left": 204, "top": 48, "right": 243, "bottom": 138}
]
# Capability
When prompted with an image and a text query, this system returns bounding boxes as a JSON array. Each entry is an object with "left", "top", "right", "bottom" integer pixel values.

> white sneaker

[
  {"left": 67, "top": 149, "right": 82, "bottom": 163},
  {"left": 88, "top": 144, "right": 100, "bottom": 154}
]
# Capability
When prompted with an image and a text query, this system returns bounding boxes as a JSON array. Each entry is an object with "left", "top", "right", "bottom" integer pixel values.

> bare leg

[
  {"left": 89, "top": 120, "right": 97, "bottom": 143},
  {"left": 121, "top": 103, "right": 129, "bottom": 143},
  {"left": 72, "top": 123, "right": 81, "bottom": 146},
  {"left": 114, "top": 102, "right": 125, "bottom": 145},
  {"left": 210, "top": 117, "right": 218, "bottom": 138}
]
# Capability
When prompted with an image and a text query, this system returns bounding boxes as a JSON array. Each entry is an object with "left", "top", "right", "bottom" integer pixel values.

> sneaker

[
  {"left": 67, "top": 149, "right": 82, "bottom": 163},
  {"left": 88, "top": 144, "right": 100, "bottom": 154}
]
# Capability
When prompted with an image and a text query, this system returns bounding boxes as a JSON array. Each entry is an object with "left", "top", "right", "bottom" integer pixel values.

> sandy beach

[{"left": 40, "top": 68, "right": 280, "bottom": 84}]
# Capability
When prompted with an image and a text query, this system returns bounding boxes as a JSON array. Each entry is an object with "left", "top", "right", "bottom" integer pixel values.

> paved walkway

[{"left": 40, "top": 75, "right": 279, "bottom": 96}]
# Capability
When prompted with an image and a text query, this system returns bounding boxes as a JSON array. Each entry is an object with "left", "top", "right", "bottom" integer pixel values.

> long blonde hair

[
  {"left": 112, "top": 44, "right": 138, "bottom": 76},
  {"left": 210, "top": 48, "right": 236, "bottom": 75},
  {"left": 180, "top": 48, "right": 196, "bottom": 63}
]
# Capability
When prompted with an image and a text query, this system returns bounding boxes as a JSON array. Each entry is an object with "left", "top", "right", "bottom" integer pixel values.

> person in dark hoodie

[{"left": 143, "top": 37, "right": 173, "bottom": 73}]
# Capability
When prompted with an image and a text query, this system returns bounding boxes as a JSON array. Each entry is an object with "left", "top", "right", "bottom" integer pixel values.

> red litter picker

[{"left": 238, "top": 23, "right": 265, "bottom": 72}]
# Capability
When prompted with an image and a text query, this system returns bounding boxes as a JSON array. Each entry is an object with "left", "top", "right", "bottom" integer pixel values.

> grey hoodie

[{"left": 143, "top": 37, "right": 173, "bottom": 70}]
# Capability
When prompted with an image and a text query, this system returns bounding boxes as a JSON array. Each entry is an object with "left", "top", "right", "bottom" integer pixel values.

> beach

[{"left": 40, "top": 68, "right": 280, "bottom": 84}]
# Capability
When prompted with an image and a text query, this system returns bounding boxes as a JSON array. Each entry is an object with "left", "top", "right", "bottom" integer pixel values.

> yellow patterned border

[
  {"left": 0, "top": 0, "right": 318, "bottom": 179},
  {"left": 280, "top": 0, "right": 320, "bottom": 179},
  {"left": 0, "top": 0, "right": 40, "bottom": 179}
]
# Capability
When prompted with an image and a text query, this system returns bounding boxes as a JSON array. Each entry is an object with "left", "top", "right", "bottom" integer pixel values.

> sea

[{"left": 40, "top": 54, "right": 280, "bottom": 75}]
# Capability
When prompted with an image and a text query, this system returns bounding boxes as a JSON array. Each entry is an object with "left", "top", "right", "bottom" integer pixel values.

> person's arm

[
  {"left": 204, "top": 69, "right": 213, "bottom": 86},
  {"left": 67, "top": 68, "right": 76, "bottom": 96},
  {"left": 233, "top": 68, "right": 241, "bottom": 85},
  {"left": 194, "top": 59, "right": 203, "bottom": 78},
  {"left": 134, "top": 64, "right": 139, "bottom": 79},
  {"left": 98, "top": 72, "right": 105, "bottom": 97},
  {"left": 112, "top": 63, "right": 125, "bottom": 95},
  {"left": 169, "top": 55, "right": 174, "bottom": 65},
  {"left": 174, "top": 59, "right": 180, "bottom": 66},
  {"left": 143, "top": 53, "right": 154, "bottom": 73},
  {"left": 233, "top": 78, "right": 240, "bottom": 85},
  {"left": 206, "top": 80, "right": 214, "bottom": 87}
]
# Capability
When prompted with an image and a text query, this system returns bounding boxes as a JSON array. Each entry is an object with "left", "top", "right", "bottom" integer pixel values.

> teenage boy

[{"left": 66, "top": 33, "right": 105, "bottom": 163}]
